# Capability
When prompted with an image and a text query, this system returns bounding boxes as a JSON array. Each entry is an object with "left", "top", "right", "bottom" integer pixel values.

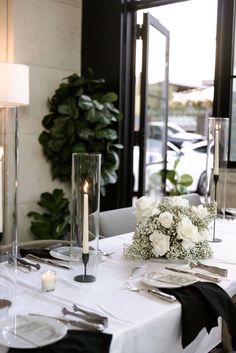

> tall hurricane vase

[
  {"left": 71, "top": 153, "right": 101, "bottom": 282},
  {"left": 206, "top": 117, "right": 229, "bottom": 242}
]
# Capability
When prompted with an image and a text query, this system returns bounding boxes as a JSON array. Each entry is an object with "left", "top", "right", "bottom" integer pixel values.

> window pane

[
  {"left": 230, "top": 79, "right": 236, "bottom": 161},
  {"left": 234, "top": 29, "right": 236, "bottom": 76}
]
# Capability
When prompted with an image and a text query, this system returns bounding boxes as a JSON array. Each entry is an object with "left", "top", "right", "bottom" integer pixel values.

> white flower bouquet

[{"left": 124, "top": 196, "right": 216, "bottom": 263}]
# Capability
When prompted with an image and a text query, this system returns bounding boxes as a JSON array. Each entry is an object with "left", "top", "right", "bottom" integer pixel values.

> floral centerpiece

[{"left": 124, "top": 196, "right": 216, "bottom": 263}]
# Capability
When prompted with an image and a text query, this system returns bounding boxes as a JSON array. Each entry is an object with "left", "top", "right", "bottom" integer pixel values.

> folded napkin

[
  {"left": 161, "top": 282, "right": 236, "bottom": 349},
  {"left": 19, "top": 248, "right": 54, "bottom": 259},
  {"left": 8, "top": 330, "right": 112, "bottom": 353}
]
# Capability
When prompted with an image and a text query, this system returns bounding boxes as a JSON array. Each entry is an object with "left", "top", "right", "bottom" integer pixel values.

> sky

[{"left": 138, "top": 0, "right": 218, "bottom": 87}]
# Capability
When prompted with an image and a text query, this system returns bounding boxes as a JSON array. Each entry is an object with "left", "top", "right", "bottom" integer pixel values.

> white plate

[
  {"left": 0, "top": 315, "right": 67, "bottom": 349},
  {"left": 142, "top": 272, "right": 197, "bottom": 289},
  {"left": 50, "top": 246, "right": 81, "bottom": 261}
]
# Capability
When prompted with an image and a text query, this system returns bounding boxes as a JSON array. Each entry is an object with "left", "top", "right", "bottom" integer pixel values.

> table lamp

[{"left": 0, "top": 62, "right": 29, "bottom": 255}]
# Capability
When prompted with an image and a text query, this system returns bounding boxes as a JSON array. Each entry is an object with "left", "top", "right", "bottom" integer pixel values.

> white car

[
  {"left": 148, "top": 122, "right": 206, "bottom": 148},
  {"left": 133, "top": 139, "right": 213, "bottom": 195}
]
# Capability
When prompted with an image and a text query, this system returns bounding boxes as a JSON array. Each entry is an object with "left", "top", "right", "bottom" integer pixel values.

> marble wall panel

[
  {"left": 12, "top": 0, "right": 81, "bottom": 71},
  {"left": 7, "top": 0, "right": 82, "bottom": 240},
  {"left": 19, "top": 66, "right": 77, "bottom": 135}
]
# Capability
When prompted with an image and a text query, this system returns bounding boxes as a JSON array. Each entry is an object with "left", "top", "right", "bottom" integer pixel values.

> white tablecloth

[{"left": 1, "top": 218, "right": 236, "bottom": 353}]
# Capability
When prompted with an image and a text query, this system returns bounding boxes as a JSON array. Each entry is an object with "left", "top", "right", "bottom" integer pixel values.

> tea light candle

[{"left": 41, "top": 270, "right": 56, "bottom": 292}]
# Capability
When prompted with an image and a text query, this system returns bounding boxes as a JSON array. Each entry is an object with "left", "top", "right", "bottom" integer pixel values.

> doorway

[{"left": 132, "top": 0, "right": 218, "bottom": 201}]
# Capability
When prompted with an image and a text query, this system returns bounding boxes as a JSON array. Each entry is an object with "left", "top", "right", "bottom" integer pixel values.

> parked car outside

[
  {"left": 148, "top": 122, "right": 206, "bottom": 148},
  {"left": 133, "top": 139, "right": 213, "bottom": 195}
]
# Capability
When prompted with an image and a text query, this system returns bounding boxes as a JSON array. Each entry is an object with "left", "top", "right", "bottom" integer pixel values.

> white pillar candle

[
  {"left": 41, "top": 270, "right": 56, "bottom": 292},
  {"left": 213, "top": 128, "right": 219, "bottom": 176},
  {"left": 82, "top": 181, "right": 89, "bottom": 254}
]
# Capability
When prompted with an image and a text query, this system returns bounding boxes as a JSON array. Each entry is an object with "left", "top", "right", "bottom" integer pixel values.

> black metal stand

[
  {"left": 209, "top": 174, "right": 222, "bottom": 243},
  {"left": 74, "top": 253, "right": 96, "bottom": 283}
]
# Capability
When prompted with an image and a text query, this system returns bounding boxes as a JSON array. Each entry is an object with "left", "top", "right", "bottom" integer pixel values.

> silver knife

[
  {"left": 26, "top": 254, "right": 70, "bottom": 270},
  {"left": 146, "top": 288, "right": 176, "bottom": 302},
  {"left": 190, "top": 262, "right": 228, "bottom": 277},
  {"left": 165, "top": 267, "right": 221, "bottom": 283}
]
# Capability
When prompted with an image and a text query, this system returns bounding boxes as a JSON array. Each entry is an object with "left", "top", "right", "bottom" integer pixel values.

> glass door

[{"left": 133, "top": 12, "right": 169, "bottom": 199}]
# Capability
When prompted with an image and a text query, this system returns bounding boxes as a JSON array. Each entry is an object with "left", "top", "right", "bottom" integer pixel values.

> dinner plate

[
  {"left": 142, "top": 271, "right": 197, "bottom": 288},
  {"left": 0, "top": 315, "right": 67, "bottom": 349},
  {"left": 50, "top": 246, "right": 81, "bottom": 261}
]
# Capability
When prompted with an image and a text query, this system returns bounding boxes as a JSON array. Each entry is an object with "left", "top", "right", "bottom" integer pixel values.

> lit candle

[
  {"left": 82, "top": 180, "right": 89, "bottom": 254},
  {"left": 213, "top": 127, "right": 219, "bottom": 176},
  {"left": 41, "top": 270, "right": 56, "bottom": 292},
  {"left": 0, "top": 147, "right": 3, "bottom": 234}
]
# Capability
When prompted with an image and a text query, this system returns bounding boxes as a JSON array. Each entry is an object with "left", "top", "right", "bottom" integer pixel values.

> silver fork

[
  {"left": 126, "top": 282, "right": 176, "bottom": 303},
  {"left": 73, "top": 304, "right": 108, "bottom": 327},
  {"left": 62, "top": 307, "right": 108, "bottom": 328}
]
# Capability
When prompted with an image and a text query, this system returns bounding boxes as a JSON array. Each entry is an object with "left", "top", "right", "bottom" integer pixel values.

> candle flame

[{"left": 84, "top": 180, "right": 89, "bottom": 193}]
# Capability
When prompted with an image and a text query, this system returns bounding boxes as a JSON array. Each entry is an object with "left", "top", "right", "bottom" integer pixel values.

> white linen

[{"left": 0, "top": 218, "right": 236, "bottom": 353}]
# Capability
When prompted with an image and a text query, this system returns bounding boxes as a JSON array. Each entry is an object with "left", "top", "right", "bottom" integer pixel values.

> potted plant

[
  {"left": 28, "top": 189, "right": 70, "bottom": 240},
  {"left": 39, "top": 70, "right": 123, "bottom": 194}
]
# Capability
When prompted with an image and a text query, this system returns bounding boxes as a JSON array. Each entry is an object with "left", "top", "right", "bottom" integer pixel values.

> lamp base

[{"left": 74, "top": 274, "right": 96, "bottom": 283}]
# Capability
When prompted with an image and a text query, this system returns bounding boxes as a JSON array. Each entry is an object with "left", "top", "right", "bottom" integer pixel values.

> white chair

[
  {"left": 181, "top": 193, "right": 202, "bottom": 206},
  {"left": 99, "top": 206, "right": 136, "bottom": 237}
]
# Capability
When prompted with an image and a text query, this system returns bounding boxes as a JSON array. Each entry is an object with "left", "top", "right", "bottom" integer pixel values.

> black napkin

[
  {"left": 161, "top": 282, "right": 236, "bottom": 349},
  {"left": 19, "top": 248, "right": 54, "bottom": 259},
  {"left": 8, "top": 330, "right": 112, "bottom": 353}
]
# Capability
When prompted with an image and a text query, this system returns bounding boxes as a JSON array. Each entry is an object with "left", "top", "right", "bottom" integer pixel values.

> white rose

[
  {"left": 149, "top": 230, "right": 170, "bottom": 257},
  {"left": 192, "top": 205, "right": 208, "bottom": 219},
  {"left": 167, "top": 197, "right": 189, "bottom": 208},
  {"left": 158, "top": 211, "right": 173, "bottom": 228},
  {"left": 135, "top": 196, "right": 157, "bottom": 220},
  {"left": 177, "top": 217, "right": 201, "bottom": 249}
]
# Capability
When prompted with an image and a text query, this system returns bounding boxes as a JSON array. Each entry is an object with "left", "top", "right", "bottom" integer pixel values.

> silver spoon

[{"left": 126, "top": 282, "right": 176, "bottom": 303}]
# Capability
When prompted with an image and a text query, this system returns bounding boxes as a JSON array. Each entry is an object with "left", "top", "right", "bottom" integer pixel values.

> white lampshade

[{"left": 0, "top": 62, "right": 29, "bottom": 107}]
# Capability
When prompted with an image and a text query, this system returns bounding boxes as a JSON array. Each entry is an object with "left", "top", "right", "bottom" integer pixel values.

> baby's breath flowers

[{"left": 124, "top": 196, "right": 216, "bottom": 263}]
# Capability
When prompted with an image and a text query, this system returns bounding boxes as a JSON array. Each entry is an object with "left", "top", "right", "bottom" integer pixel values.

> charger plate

[{"left": 0, "top": 315, "right": 67, "bottom": 349}]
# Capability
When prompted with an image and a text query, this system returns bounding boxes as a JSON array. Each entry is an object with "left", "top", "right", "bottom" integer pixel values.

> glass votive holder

[{"left": 41, "top": 270, "right": 56, "bottom": 292}]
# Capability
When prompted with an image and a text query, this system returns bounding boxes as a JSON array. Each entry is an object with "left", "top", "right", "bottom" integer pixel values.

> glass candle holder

[
  {"left": 71, "top": 153, "right": 101, "bottom": 283},
  {"left": 206, "top": 117, "right": 229, "bottom": 242},
  {"left": 41, "top": 270, "right": 56, "bottom": 292}
]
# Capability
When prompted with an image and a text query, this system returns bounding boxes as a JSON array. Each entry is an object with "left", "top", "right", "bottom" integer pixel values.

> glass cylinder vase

[
  {"left": 70, "top": 153, "right": 101, "bottom": 282},
  {"left": 206, "top": 117, "right": 229, "bottom": 242}
]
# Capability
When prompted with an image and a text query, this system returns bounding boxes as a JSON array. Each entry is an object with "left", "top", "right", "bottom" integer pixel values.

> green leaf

[
  {"left": 58, "top": 97, "right": 78, "bottom": 119},
  {"left": 101, "top": 169, "right": 117, "bottom": 185},
  {"left": 99, "top": 92, "right": 117, "bottom": 103},
  {"left": 42, "top": 114, "right": 55, "bottom": 129},
  {"left": 48, "top": 139, "right": 66, "bottom": 152},
  {"left": 95, "top": 128, "right": 117, "bottom": 140},
  {"left": 72, "top": 143, "right": 87, "bottom": 153},
  {"left": 78, "top": 95, "right": 93, "bottom": 110},
  {"left": 179, "top": 174, "right": 193, "bottom": 186},
  {"left": 166, "top": 170, "right": 177, "bottom": 184},
  {"left": 78, "top": 127, "right": 94, "bottom": 140}
]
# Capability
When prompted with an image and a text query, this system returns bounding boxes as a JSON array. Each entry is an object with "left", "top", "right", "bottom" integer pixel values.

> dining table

[{"left": 1, "top": 217, "right": 236, "bottom": 353}]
